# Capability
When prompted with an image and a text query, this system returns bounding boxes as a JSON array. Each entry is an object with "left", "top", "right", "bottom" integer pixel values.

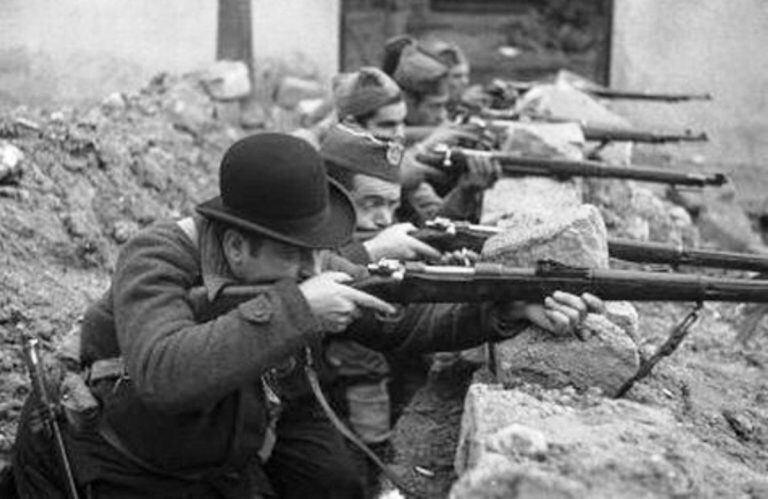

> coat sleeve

[
  {"left": 111, "top": 225, "right": 322, "bottom": 414},
  {"left": 341, "top": 302, "right": 526, "bottom": 354}
]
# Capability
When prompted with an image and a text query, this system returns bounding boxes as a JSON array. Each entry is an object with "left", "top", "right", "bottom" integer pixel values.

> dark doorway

[{"left": 341, "top": 0, "right": 613, "bottom": 85}]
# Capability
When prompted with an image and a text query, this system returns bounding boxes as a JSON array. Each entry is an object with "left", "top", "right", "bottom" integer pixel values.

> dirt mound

[{"left": 0, "top": 73, "right": 242, "bottom": 457}]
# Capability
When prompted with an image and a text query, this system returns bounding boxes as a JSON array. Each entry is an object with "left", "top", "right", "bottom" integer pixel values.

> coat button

[{"left": 238, "top": 293, "right": 274, "bottom": 323}]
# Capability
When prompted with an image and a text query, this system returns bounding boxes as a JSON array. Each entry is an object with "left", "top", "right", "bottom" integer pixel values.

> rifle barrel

[
  {"left": 502, "top": 81, "right": 712, "bottom": 102},
  {"left": 582, "top": 125, "right": 709, "bottom": 143},
  {"left": 608, "top": 239, "right": 768, "bottom": 273},
  {"left": 356, "top": 263, "right": 768, "bottom": 304},
  {"left": 416, "top": 149, "right": 727, "bottom": 187},
  {"left": 586, "top": 89, "right": 712, "bottom": 102}
]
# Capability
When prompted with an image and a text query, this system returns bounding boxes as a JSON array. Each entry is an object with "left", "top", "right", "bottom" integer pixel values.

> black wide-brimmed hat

[{"left": 197, "top": 133, "right": 356, "bottom": 249}]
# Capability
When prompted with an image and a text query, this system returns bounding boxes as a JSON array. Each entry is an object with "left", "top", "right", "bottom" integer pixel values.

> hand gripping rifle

[
  {"left": 21, "top": 333, "right": 81, "bottom": 499},
  {"left": 415, "top": 146, "right": 727, "bottom": 188},
  {"left": 412, "top": 218, "right": 768, "bottom": 273}
]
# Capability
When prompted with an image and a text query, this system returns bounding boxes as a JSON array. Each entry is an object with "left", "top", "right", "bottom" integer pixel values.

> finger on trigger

[
  {"left": 325, "top": 271, "right": 353, "bottom": 283},
  {"left": 346, "top": 288, "right": 397, "bottom": 315},
  {"left": 409, "top": 238, "right": 442, "bottom": 259},
  {"left": 581, "top": 293, "right": 606, "bottom": 313}
]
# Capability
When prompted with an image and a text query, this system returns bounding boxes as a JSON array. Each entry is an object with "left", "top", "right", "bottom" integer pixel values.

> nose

[
  {"left": 298, "top": 249, "right": 320, "bottom": 279},
  {"left": 373, "top": 207, "right": 393, "bottom": 228},
  {"left": 393, "top": 124, "right": 405, "bottom": 141}
]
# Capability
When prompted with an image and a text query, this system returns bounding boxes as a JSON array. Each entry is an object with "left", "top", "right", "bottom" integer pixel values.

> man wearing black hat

[{"left": 12, "top": 133, "right": 597, "bottom": 499}]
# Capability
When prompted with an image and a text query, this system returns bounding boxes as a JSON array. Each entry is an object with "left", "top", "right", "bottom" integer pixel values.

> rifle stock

[{"left": 415, "top": 148, "right": 726, "bottom": 187}]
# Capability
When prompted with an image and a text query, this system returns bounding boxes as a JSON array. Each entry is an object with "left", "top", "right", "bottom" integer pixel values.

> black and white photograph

[{"left": 0, "top": 1, "right": 766, "bottom": 497}]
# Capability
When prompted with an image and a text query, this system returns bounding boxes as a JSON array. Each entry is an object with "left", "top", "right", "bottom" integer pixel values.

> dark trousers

[
  {"left": 12, "top": 396, "right": 365, "bottom": 499},
  {"left": 265, "top": 400, "right": 366, "bottom": 499}
]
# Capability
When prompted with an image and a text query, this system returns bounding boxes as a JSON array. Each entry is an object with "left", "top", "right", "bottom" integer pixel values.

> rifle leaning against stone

[
  {"left": 21, "top": 333, "right": 81, "bottom": 499},
  {"left": 415, "top": 147, "right": 727, "bottom": 188},
  {"left": 412, "top": 218, "right": 768, "bottom": 273}
]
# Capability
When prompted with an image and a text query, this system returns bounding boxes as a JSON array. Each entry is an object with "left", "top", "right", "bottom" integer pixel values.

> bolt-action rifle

[
  {"left": 404, "top": 118, "right": 708, "bottom": 149},
  {"left": 201, "top": 259, "right": 768, "bottom": 309},
  {"left": 499, "top": 80, "right": 713, "bottom": 103},
  {"left": 411, "top": 218, "right": 768, "bottom": 273},
  {"left": 21, "top": 333, "right": 81, "bottom": 499},
  {"left": 415, "top": 147, "right": 727, "bottom": 187}
]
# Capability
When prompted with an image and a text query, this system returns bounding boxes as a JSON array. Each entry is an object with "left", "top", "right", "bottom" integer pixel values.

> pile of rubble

[{"left": 0, "top": 66, "right": 250, "bottom": 457}]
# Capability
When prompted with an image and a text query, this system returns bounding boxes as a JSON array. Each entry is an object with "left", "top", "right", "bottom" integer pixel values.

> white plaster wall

[
  {"left": 251, "top": 0, "right": 340, "bottom": 80},
  {"left": 611, "top": 0, "right": 768, "bottom": 167},
  {"left": 0, "top": 0, "right": 340, "bottom": 105}
]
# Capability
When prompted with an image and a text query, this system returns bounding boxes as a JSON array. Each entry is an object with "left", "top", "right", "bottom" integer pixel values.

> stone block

[
  {"left": 454, "top": 385, "right": 768, "bottom": 497},
  {"left": 493, "top": 314, "right": 639, "bottom": 395},
  {"left": 483, "top": 204, "right": 609, "bottom": 269},
  {"left": 480, "top": 178, "right": 582, "bottom": 226},
  {"left": 514, "top": 83, "right": 632, "bottom": 130},
  {"left": 450, "top": 455, "right": 586, "bottom": 499},
  {"left": 480, "top": 205, "right": 640, "bottom": 393},
  {"left": 492, "top": 121, "right": 585, "bottom": 159},
  {"left": 200, "top": 60, "right": 252, "bottom": 101}
]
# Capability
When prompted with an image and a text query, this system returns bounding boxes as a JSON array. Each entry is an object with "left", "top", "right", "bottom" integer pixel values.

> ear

[{"left": 222, "top": 229, "right": 246, "bottom": 269}]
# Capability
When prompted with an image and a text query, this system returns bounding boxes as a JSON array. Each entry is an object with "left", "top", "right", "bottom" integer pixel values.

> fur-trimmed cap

[
  {"left": 332, "top": 67, "right": 402, "bottom": 119},
  {"left": 392, "top": 44, "right": 450, "bottom": 96},
  {"left": 422, "top": 40, "right": 469, "bottom": 68}
]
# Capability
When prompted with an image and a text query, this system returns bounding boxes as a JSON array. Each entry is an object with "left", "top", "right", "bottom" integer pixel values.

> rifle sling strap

[{"left": 303, "top": 348, "right": 423, "bottom": 499}]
